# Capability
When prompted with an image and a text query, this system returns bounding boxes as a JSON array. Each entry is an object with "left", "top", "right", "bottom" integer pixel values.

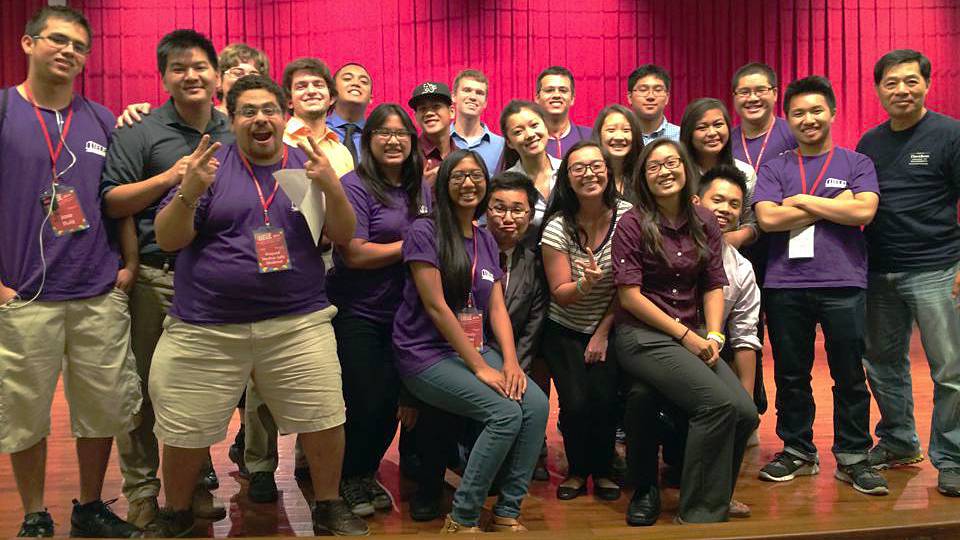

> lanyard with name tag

[
  {"left": 240, "top": 149, "right": 292, "bottom": 273},
  {"left": 788, "top": 148, "right": 835, "bottom": 259},
  {"left": 457, "top": 225, "right": 484, "bottom": 351}
]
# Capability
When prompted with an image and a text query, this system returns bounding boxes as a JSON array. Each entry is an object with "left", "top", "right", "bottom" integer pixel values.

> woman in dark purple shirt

[
  {"left": 393, "top": 149, "right": 548, "bottom": 533},
  {"left": 325, "top": 104, "right": 429, "bottom": 517},
  {"left": 612, "top": 138, "right": 758, "bottom": 525}
]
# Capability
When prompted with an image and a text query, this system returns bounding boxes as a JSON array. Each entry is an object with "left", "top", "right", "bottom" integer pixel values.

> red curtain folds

[
  {"left": 0, "top": 0, "right": 48, "bottom": 86},
  {"left": 5, "top": 0, "right": 958, "bottom": 147}
]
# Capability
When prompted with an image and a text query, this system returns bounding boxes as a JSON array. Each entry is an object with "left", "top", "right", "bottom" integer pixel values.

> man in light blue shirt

[
  {"left": 450, "top": 69, "right": 504, "bottom": 173},
  {"left": 327, "top": 62, "right": 372, "bottom": 164},
  {"left": 627, "top": 64, "right": 680, "bottom": 144}
]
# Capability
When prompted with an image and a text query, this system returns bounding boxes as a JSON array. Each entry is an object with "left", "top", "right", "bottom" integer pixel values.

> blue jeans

[
  {"left": 403, "top": 349, "right": 548, "bottom": 526},
  {"left": 863, "top": 262, "right": 960, "bottom": 470}
]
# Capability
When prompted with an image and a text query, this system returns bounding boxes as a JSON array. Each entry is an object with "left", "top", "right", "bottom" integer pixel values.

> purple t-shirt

[
  {"left": 731, "top": 117, "right": 797, "bottom": 172},
  {"left": 752, "top": 146, "right": 879, "bottom": 289},
  {"left": 327, "top": 171, "right": 431, "bottom": 324},
  {"left": 392, "top": 217, "right": 504, "bottom": 377},
  {"left": 160, "top": 143, "right": 331, "bottom": 324},
  {"left": 546, "top": 123, "right": 592, "bottom": 160},
  {"left": 0, "top": 87, "right": 119, "bottom": 301}
]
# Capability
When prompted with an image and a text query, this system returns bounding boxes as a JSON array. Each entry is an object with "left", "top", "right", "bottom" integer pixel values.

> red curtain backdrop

[
  {"left": 4, "top": 0, "right": 958, "bottom": 147},
  {"left": 0, "top": 0, "right": 48, "bottom": 85}
]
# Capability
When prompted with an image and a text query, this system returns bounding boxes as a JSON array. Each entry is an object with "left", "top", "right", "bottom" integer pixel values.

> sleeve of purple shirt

[
  {"left": 342, "top": 173, "right": 371, "bottom": 241},
  {"left": 157, "top": 181, "right": 213, "bottom": 231},
  {"left": 611, "top": 209, "right": 645, "bottom": 288},
  {"left": 849, "top": 152, "right": 881, "bottom": 195},
  {"left": 751, "top": 160, "right": 784, "bottom": 205},
  {"left": 482, "top": 229, "right": 505, "bottom": 283},
  {"left": 698, "top": 208, "right": 729, "bottom": 293},
  {"left": 402, "top": 217, "right": 439, "bottom": 267}
]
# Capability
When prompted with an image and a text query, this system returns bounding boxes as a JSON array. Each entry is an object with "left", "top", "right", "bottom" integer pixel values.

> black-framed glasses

[
  {"left": 569, "top": 160, "right": 607, "bottom": 177},
  {"left": 372, "top": 128, "right": 411, "bottom": 141},
  {"left": 733, "top": 86, "right": 774, "bottom": 98},
  {"left": 32, "top": 33, "right": 90, "bottom": 55},
  {"left": 450, "top": 170, "right": 486, "bottom": 185},
  {"left": 631, "top": 85, "right": 667, "bottom": 97},
  {"left": 489, "top": 205, "right": 529, "bottom": 218},
  {"left": 237, "top": 105, "right": 283, "bottom": 118},
  {"left": 645, "top": 156, "right": 682, "bottom": 174}
]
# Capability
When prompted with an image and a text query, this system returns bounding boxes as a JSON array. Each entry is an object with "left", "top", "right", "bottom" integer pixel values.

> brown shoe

[
  {"left": 440, "top": 514, "right": 482, "bottom": 534},
  {"left": 192, "top": 487, "right": 226, "bottom": 520},
  {"left": 728, "top": 499, "right": 751, "bottom": 518},
  {"left": 488, "top": 515, "right": 527, "bottom": 532},
  {"left": 127, "top": 496, "right": 159, "bottom": 529}
]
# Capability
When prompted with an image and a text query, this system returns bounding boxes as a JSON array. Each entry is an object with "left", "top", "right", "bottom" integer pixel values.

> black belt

[{"left": 140, "top": 253, "right": 176, "bottom": 271}]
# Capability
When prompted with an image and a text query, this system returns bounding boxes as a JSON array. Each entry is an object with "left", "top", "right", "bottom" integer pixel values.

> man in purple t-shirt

[
  {"left": 753, "top": 76, "right": 886, "bottom": 496},
  {"left": 146, "top": 75, "right": 367, "bottom": 536},
  {"left": 0, "top": 6, "right": 142, "bottom": 538},
  {"left": 730, "top": 62, "right": 798, "bottom": 171},
  {"left": 534, "top": 66, "right": 591, "bottom": 159}
]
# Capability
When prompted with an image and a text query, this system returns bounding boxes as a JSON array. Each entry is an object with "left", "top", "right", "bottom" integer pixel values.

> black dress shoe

[
  {"left": 626, "top": 485, "right": 661, "bottom": 526},
  {"left": 594, "top": 483, "right": 622, "bottom": 501},
  {"left": 556, "top": 479, "right": 587, "bottom": 500},
  {"left": 409, "top": 493, "right": 441, "bottom": 522}
]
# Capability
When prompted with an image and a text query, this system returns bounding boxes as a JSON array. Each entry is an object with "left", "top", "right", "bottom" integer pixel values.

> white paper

[
  {"left": 788, "top": 224, "right": 815, "bottom": 259},
  {"left": 273, "top": 169, "right": 326, "bottom": 246}
]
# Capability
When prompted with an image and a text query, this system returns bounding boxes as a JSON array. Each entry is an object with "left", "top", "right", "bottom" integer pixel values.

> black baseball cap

[{"left": 408, "top": 81, "right": 452, "bottom": 109}]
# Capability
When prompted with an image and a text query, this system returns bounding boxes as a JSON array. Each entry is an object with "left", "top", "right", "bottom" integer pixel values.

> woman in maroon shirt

[{"left": 611, "top": 138, "right": 758, "bottom": 525}]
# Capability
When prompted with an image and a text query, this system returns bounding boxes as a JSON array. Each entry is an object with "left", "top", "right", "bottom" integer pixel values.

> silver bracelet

[{"left": 176, "top": 187, "right": 199, "bottom": 210}]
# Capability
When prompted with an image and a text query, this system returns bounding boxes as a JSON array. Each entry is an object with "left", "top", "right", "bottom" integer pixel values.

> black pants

[
  {"left": 335, "top": 311, "right": 401, "bottom": 478},
  {"left": 616, "top": 323, "right": 758, "bottom": 523},
  {"left": 541, "top": 320, "right": 618, "bottom": 478},
  {"left": 764, "top": 287, "right": 872, "bottom": 464}
]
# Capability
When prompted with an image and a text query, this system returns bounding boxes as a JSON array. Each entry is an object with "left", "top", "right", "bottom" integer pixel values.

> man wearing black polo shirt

[
  {"left": 100, "top": 29, "right": 234, "bottom": 526},
  {"left": 857, "top": 49, "right": 960, "bottom": 497}
]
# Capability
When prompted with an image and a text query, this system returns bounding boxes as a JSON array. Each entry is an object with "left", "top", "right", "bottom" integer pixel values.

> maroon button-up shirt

[
  {"left": 612, "top": 205, "right": 727, "bottom": 329},
  {"left": 419, "top": 134, "right": 458, "bottom": 171}
]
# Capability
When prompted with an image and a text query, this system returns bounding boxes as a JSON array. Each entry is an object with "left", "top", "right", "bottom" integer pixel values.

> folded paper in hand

[{"left": 273, "top": 169, "right": 325, "bottom": 246}]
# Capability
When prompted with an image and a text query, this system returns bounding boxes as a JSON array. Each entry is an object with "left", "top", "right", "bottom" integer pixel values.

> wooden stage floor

[{"left": 2, "top": 328, "right": 958, "bottom": 538}]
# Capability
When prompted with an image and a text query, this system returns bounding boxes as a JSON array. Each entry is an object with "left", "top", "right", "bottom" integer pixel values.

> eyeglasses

[
  {"left": 631, "top": 85, "right": 667, "bottom": 97},
  {"left": 224, "top": 67, "right": 260, "bottom": 79},
  {"left": 372, "top": 128, "right": 411, "bottom": 141},
  {"left": 489, "top": 205, "right": 529, "bottom": 218},
  {"left": 32, "top": 33, "right": 90, "bottom": 55},
  {"left": 645, "top": 156, "right": 682, "bottom": 174},
  {"left": 450, "top": 170, "right": 486, "bottom": 185},
  {"left": 733, "top": 86, "right": 774, "bottom": 98},
  {"left": 237, "top": 105, "right": 283, "bottom": 118},
  {"left": 569, "top": 160, "right": 607, "bottom": 177}
]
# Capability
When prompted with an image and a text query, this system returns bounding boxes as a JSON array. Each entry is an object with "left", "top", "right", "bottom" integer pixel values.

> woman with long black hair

[
  {"left": 592, "top": 104, "right": 643, "bottom": 200},
  {"left": 613, "top": 138, "right": 758, "bottom": 524},
  {"left": 539, "top": 140, "right": 633, "bottom": 502},
  {"left": 393, "top": 149, "right": 548, "bottom": 533},
  {"left": 326, "top": 103, "right": 429, "bottom": 517}
]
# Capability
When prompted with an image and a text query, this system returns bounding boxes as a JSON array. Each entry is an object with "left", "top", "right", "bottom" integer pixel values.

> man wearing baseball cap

[{"left": 410, "top": 81, "right": 458, "bottom": 186}]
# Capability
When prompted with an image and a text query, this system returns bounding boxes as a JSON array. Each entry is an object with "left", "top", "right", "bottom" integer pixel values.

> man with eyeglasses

[
  {"left": 410, "top": 81, "right": 459, "bottom": 187},
  {"left": 626, "top": 64, "right": 679, "bottom": 145},
  {"left": 534, "top": 66, "right": 592, "bottom": 159},
  {"left": 100, "top": 29, "right": 234, "bottom": 526},
  {"left": 0, "top": 6, "right": 143, "bottom": 537},
  {"left": 730, "top": 63, "right": 797, "bottom": 171}
]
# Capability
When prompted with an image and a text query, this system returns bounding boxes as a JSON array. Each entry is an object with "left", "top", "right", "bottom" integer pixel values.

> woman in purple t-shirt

[
  {"left": 393, "top": 149, "right": 548, "bottom": 533},
  {"left": 612, "top": 139, "right": 758, "bottom": 525},
  {"left": 325, "top": 104, "right": 430, "bottom": 517}
]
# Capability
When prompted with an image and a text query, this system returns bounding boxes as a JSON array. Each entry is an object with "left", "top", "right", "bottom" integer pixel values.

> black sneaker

[
  {"left": 937, "top": 468, "right": 960, "bottom": 497},
  {"left": 340, "top": 477, "right": 374, "bottom": 517},
  {"left": 248, "top": 471, "right": 279, "bottom": 503},
  {"left": 70, "top": 499, "right": 142, "bottom": 538},
  {"left": 759, "top": 452, "right": 820, "bottom": 482},
  {"left": 361, "top": 474, "right": 393, "bottom": 511},
  {"left": 228, "top": 428, "right": 248, "bottom": 478},
  {"left": 835, "top": 462, "right": 889, "bottom": 495},
  {"left": 17, "top": 511, "right": 54, "bottom": 537},
  {"left": 867, "top": 445, "right": 924, "bottom": 470},
  {"left": 313, "top": 499, "right": 370, "bottom": 536},
  {"left": 143, "top": 508, "right": 194, "bottom": 538},
  {"left": 409, "top": 493, "right": 441, "bottom": 522}
]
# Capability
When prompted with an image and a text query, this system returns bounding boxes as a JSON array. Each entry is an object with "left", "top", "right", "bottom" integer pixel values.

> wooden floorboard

[{"left": 2, "top": 326, "right": 958, "bottom": 538}]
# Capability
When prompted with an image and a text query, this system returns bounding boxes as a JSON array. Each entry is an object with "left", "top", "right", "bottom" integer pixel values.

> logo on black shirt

[{"left": 909, "top": 152, "right": 930, "bottom": 166}]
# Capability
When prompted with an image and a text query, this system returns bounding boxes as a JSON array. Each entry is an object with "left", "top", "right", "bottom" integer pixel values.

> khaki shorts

[
  {"left": 0, "top": 288, "right": 142, "bottom": 453},
  {"left": 149, "top": 305, "right": 345, "bottom": 449}
]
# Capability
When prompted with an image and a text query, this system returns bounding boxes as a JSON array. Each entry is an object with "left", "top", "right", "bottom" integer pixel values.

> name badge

[
  {"left": 824, "top": 178, "right": 847, "bottom": 189},
  {"left": 253, "top": 226, "right": 292, "bottom": 273},
  {"left": 457, "top": 307, "right": 484, "bottom": 351},
  {"left": 41, "top": 185, "right": 90, "bottom": 236},
  {"left": 788, "top": 225, "right": 815, "bottom": 259}
]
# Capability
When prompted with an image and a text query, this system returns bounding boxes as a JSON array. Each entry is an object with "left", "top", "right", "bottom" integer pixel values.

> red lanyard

[
  {"left": 796, "top": 147, "right": 835, "bottom": 195},
  {"left": 239, "top": 147, "right": 288, "bottom": 226},
  {"left": 468, "top": 224, "right": 479, "bottom": 307},
  {"left": 24, "top": 83, "right": 74, "bottom": 182},
  {"left": 739, "top": 120, "right": 773, "bottom": 171}
]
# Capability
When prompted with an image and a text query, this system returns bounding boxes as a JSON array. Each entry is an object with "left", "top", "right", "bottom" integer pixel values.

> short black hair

[
  {"left": 536, "top": 66, "right": 575, "bottom": 95},
  {"left": 783, "top": 75, "right": 836, "bottom": 114},
  {"left": 698, "top": 163, "right": 748, "bottom": 200},
  {"left": 873, "top": 49, "right": 931, "bottom": 85},
  {"left": 489, "top": 171, "right": 538, "bottom": 210},
  {"left": 226, "top": 75, "right": 285, "bottom": 119},
  {"left": 25, "top": 6, "right": 92, "bottom": 44},
  {"left": 731, "top": 62, "right": 778, "bottom": 92},
  {"left": 627, "top": 64, "right": 671, "bottom": 93},
  {"left": 157, "top": 29, "right": 218, "bottom": 75},
  {"left": 282, "top": 57, "right": 338, "bottom": 107},
  {"left": 333, "top": 62, "right": 370, "bottom": 79}
]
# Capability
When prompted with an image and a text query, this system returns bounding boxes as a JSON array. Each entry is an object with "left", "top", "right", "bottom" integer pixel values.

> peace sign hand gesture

[
  {"left": 298, "top": 136, "right": 338, "bottom": 190},
  {"left": 180, "top": 135, "right": 222, "bottom": 200},
  {"left": 574, "top": 247, "right": 602, "bottom": 295}
]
